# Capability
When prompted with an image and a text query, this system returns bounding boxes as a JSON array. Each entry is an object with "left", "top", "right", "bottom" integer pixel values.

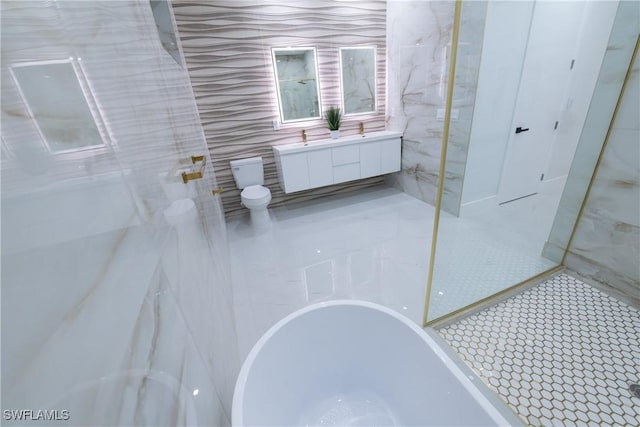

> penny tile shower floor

[{"left": 438, "top": 273, "right": 640, "bottom": 426}]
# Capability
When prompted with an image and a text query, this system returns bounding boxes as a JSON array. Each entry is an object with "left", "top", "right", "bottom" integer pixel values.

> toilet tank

[{"left": 230, "top": 157, "right": 265, "bottom": 189}]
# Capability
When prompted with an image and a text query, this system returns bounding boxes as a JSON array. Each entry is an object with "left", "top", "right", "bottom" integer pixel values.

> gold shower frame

[{"left": 422, "top": 1, "right": 640, "bottom": 327}]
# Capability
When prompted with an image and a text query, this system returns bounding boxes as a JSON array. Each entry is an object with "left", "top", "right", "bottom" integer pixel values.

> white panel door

[{"left": 497, "top": 1, "right": 585, "bottom": 204}]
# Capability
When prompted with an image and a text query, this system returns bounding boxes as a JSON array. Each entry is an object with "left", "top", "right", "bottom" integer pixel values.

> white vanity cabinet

[
  {"left": 308, "top": 149, "right": 333, "bottom": 188},
  {"left": 273, "top": 131, "right": 402, "bottom": 194}
]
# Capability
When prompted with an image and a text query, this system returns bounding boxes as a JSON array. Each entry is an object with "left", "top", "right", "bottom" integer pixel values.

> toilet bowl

[
  {"left": 241, "top": 185, "right": 271, "bottom": 208},
  {"left": 230, "top": 157, "right": 272, "bottom": 229},
  {"left": 240, "top": 184, "right": 272, "bottom": 229}
]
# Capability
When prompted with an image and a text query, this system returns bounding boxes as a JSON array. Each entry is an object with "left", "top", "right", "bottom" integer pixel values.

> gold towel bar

[
  {"left": 182, "top": 155, "right": 206, "bottom": 184},
  {"left": 211, "top": 187, "right": 224, "bottom": 195}
]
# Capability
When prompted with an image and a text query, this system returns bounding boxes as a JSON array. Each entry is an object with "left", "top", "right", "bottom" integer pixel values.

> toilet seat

[
  {"left": 241, "top": 185, "right": 271, "bottom": 207},
  {"left": 241, "top": 185, "right": 270, "bottom": 199}
]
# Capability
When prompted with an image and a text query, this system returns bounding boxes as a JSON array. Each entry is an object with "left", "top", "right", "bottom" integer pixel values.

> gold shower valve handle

[{"left": 181, "top": 154, "right": 206, "bottom": 183}]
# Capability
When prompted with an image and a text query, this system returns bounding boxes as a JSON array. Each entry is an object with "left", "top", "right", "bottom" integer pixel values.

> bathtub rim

[{"left": 232, "top": 300, "right": 523, "bottom": 426}]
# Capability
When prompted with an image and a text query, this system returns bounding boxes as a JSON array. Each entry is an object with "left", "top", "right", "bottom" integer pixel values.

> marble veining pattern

[
  {"left": 545, "top": 0, "right": 639, "bottom": 278},
  {"left": 386, "top": 0, "right": 455, "bottom": 207},
  {"left": 172, "top": 1, "right": 387, "bottom": 217},
  {"left": 440, "top": 0, "right": 487, "bottom": 216},
  {"left": 1, "top": 1, "right": 238, "bottom": 425},
  {"left": 564, "top": 41, "right": 639, "bottom": 303}
]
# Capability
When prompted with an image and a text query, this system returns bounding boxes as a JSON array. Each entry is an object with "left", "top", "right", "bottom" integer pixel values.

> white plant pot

[{"left": 330, "top": 129, "right": 340, "bottom": 139}]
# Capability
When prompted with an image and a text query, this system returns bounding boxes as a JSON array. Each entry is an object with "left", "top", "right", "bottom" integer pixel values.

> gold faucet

[
  {"left": 302, "top": 129, "right": 307, "bottom": 143},
  {"left": 359, "top": 122, "right": 365, "bottom": 135}
]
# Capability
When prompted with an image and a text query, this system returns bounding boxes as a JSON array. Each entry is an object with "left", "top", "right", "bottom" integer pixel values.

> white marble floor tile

[
  {"left": 227, "top": 187, "right": 435, "bottom": 358},
  {"left": 227, "top": 185, "right": 565, "bottom": 360}
]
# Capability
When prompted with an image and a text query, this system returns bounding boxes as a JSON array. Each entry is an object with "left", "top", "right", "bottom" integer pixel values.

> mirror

[
  {"left": 272, "top": 47, "right": 321, "bottom": 122},
  {"left": 10, "top": 60, "right": 107, "bottom": 154},
  {"left": 340, "top": 46, "right": 377, "bottom": 115}
]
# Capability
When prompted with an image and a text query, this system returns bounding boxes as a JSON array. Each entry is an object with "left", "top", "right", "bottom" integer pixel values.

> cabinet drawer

[
  {"left": 333, "top": 163, "right": 360, "bottom": 183},
  {"left": 332, "top": 145, "right": 359, "bottom": 165}
]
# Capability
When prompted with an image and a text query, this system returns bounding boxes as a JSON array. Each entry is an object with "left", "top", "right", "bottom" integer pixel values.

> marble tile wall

[
  {"left": 565, "top": 39, "right": 639, "bottom": 304},
  {"left": 440, "top": 0, "right": 487, "bottom": 216},
  {"left": 386, "top": 0, "right": 454, "bottom": 206},
  {"left": 1, "top": 1, "right": 238, "bottom": 425},
  {"left": 545, "top": 1, "right": 640, "bottom": 304},
  {"left": 386, "top": 0, "right": 484, "bottom": 215},
  {"left": 172, "top": 0, "right": 387, "bottom": 217}
]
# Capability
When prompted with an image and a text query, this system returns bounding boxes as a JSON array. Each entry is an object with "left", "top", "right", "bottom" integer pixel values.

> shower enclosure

[
  {"left": 1, "top": 1, "right": 238, "bottom": 425},
  {"left": 424, "top": 0, "right": 639, "bottom": 323}
]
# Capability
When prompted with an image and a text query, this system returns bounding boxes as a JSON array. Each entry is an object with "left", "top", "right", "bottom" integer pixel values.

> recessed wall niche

[{"left": 10, "top": 60, "right": 108, "bottom": 154}]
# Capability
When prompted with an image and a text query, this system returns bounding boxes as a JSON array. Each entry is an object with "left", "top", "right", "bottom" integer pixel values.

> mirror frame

[
  {"left": 9, "top": 58, "right": 109, "bottom": 155},
  {"left": 339, "top": 46, "right": 377, "bottom": 116},
  {"left": 271, "top": 47, "right": 322, "bottom": 123}
]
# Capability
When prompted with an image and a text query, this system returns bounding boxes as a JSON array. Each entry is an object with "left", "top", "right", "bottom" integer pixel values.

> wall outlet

[{"left": 272, "top": 119, "right": 280, "bottom": 130}]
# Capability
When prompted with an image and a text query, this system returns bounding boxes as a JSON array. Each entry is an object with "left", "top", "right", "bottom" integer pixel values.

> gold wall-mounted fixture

[
  {"left": 359, "top": 122, "right": 365, "bottom": 135},
  {"left": 302, "top": 129, "right": 307, "bottom": 143},
  {"left": 211, "top": 187, "right": 224, "bottom": 195},
  {"left": 181, "top": 155, "right": 206, "bottom": 183}
]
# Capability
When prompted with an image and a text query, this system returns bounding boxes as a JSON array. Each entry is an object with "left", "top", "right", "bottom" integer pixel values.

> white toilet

[{"left": 230, "top": 157, "right": 272, "bottom": 229}]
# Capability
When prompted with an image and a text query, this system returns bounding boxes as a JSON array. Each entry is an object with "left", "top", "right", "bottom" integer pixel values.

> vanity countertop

[{"left": 272, "top": 130, "right": 402, "bottom": 155}]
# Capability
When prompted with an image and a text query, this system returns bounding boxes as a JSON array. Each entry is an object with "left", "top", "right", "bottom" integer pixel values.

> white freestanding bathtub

[{"left": 232, "top": 301, "right": 523, "bottom": 426}]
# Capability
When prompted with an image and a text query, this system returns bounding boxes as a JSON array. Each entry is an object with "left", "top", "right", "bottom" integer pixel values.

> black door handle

[{"left": 515, "top": 126, "right": 530, "bottom": 134}]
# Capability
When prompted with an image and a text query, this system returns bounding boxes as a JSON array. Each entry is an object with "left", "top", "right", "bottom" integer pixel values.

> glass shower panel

[
  {"left": 1, "top": 1, "right": 237, "bottom": 425},
  {"left": 426, "top": 0, "right": 625, "bottom": 322}
]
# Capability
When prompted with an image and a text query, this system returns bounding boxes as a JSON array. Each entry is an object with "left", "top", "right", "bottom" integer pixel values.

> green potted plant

[{"left": 324, "top": 106, "right": 341, "bottom": 139}]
